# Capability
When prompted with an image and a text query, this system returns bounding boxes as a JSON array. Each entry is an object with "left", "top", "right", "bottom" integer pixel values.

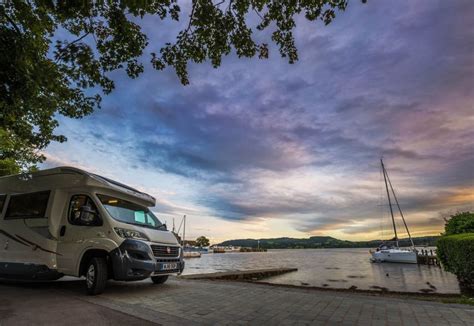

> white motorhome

[{"left": 0, "top": 167, "right": 184, "bottom": 294}]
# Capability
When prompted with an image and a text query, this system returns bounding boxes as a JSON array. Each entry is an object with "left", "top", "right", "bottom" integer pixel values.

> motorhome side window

[
  {"left": 0, "top": 194, "right": 6, "bottom": 215},
  {"left": 5, "top": 191, "right": 50, "bottom": 219},
  {"left": 69, "top": 195, "right": 101, "bottom": 226}
]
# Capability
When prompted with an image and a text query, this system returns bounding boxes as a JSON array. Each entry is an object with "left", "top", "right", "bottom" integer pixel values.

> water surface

[{"left": 183, "top": 248, "right": 460, "bottom": 294}]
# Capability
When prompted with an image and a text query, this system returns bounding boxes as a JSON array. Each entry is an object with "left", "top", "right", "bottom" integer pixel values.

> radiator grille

[
  {"left": 151, "top": 245, "right": 180, "bottom": 258},
  {"left": 156, "top": 258, "right": 181, "bottom": 263}
]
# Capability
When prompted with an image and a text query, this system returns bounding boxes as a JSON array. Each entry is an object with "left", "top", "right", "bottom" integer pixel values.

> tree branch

[
  {"left": 253, "top": 8, "right": 264, "bottom": 21},
  {"left": 185, "top": 1, "right": 197, "bottom": 34},
  {"left": 88, "top": 17, "right": 98, "bottom": 45},
  {"left": 1, "top": 11, "right": 22, "bottom": 34},
  {"left": 55, "top": 32, "right": 90, "bottom": 63}
]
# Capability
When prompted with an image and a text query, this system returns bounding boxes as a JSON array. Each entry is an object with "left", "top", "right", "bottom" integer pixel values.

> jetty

[
  {"left": 417, "top": 249, "right": 440, "bottom": 266},
  {"left": 179, "top": 268, "right": 297, "bottom": 281}
]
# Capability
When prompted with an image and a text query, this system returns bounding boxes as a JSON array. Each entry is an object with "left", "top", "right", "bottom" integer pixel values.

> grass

[{"left": 441, "top": 296, "right": 474, "bottom": 306}]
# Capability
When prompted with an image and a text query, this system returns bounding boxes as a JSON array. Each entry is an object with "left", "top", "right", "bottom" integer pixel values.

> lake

[{"left": 183, "top": 248, "right": 460, "bottom": 294}]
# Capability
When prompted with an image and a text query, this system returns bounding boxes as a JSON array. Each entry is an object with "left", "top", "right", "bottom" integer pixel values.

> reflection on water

[{"left": 183, "top": 248, "right": 460, "bottom": 293}]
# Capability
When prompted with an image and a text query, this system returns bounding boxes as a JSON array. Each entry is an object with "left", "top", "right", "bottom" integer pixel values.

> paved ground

[
  {"left": 0, "top": 280, "right": 154, "bottom": 326},
  {"left": 1, "top": 277, "right": 473, "bottom": 325}
]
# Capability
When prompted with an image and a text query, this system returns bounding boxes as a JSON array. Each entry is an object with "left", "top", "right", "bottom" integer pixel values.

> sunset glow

[{"left": 42, "top": 0, "right": 473, "bottom": 244}]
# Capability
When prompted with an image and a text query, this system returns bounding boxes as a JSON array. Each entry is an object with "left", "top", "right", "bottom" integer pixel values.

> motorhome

[{"left": 0, "top": 167, "right": 184, "bottom": 294}]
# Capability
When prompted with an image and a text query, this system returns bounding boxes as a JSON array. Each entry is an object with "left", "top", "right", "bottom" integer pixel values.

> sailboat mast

[
  {"left": 385, "top": 172, "right": 415, "bottom": 248},
  {"left": 182, "top": 215, "right": 186, "bottom": 248},
  {"left": 381, "top": 159, "right": 399, "bottom": 247}
]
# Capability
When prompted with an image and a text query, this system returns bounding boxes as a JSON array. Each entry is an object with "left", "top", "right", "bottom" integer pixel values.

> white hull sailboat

[
  {"left": 371, "top": 247, "right": 417, "bottom": 264},
  {"left": 370, "top": 159, "right": 418, "bottom": 264}
]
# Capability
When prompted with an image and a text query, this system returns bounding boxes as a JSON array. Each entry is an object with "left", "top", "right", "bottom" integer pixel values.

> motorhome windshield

[{"left": 97, "top": 194, "right": 163, "bottom": 229}]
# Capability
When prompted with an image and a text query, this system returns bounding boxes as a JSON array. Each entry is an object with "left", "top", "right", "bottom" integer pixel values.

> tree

[
  {"left": 443, "top": 211, "right": 474, "bottom": 236},
  {"left": 196, "top": 236, "right": 210, "bottom": 247},
  {"left": 0, "top": 1, "right": 352, "bottom": 175}
]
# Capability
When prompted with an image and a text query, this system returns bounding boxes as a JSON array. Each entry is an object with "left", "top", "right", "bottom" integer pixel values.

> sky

[{"left": 42, "top": 0, "right": 474, "bottom": 244}]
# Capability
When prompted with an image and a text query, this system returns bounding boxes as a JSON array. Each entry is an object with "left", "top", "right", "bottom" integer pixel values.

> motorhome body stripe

[
  {"left": 14, "top": 234, "right": 62, "bottom": 256},
  {"left": 0, "top": 229, "right": 30, "bottom": 247}
]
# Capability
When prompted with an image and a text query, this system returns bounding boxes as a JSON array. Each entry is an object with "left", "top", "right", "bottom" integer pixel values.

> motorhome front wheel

[
  {"left": 151, "top": 275, "right": 169, "bottom": 284},
  {"left": 86, "top": 257, "right": 108, "bottom": 295}
]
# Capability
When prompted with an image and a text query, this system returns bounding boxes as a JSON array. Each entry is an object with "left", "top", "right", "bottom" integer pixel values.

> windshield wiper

[{"left": 123, "top": 222, "right": 164, "bottom": 230}]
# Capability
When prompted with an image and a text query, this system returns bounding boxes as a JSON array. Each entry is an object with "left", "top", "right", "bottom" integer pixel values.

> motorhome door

[{"left": 57, "top": 194, "right": 103, "bottom": 275}]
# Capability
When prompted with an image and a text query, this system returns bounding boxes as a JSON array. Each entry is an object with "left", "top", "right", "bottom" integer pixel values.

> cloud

[{"left": 44, "top": 0, "right": 474, "bottom": 240}]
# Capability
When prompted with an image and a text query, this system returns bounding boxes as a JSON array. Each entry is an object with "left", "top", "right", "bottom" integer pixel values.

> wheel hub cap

[{"left": 86, "top": 264, "right": 95, "bottom": 288}]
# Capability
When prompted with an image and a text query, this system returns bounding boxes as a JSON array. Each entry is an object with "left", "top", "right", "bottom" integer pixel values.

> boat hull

[
  {"left": 370, "top": 249, "right": 417, "bottom": 264},
  {"left": 183, "top": 251, "right": 201, "bottom": 258}
]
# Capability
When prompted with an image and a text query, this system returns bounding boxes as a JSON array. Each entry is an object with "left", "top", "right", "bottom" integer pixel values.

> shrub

[
  {"left": 437, "top": 233, "right": 474, "bottom": 291},
  {"left": 444, "top": 211, "right": 474, "bottom": 235}
]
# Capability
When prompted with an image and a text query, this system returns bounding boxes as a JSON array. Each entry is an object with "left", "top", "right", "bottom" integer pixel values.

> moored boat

[
  {"left": 183, "top": 251, "right": 202, "bottom": 258},
  {"left": 370, "top": 159, "right": 417, "bottom": 264},
  {"left": 370, "top": 246, "right": 417, "bottom": 264}
]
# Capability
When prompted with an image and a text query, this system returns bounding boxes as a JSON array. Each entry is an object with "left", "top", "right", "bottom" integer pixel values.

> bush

[
  {"left": 444, "top": 211, "right": 474, "bottom": 235},
  {"left": 437, "top": 233, "right": 474, "bottom": 292}
]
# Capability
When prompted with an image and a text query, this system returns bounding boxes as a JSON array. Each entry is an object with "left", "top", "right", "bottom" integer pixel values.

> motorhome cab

[{"left": 0, "top": 167, "right": 184, "bottom": 294}]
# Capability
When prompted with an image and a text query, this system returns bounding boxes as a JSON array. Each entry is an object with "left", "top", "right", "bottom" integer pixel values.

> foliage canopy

[
  {"left": 0, "top": 0, "right": 351, "bottom": 175},
  {"left": 443, "top": 211, "right": 474, "bottom": 236},
  {"left": 196, "top": 235, "right": 210, "bottom": 247}
]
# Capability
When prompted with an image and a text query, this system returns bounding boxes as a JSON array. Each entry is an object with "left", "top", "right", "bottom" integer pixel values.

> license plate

[{"left": 161, "top": 263, "right": 178, "bottom": 271}]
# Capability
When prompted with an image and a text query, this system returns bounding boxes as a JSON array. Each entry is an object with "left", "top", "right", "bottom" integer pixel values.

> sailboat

[
  {"left": 370, "top": 159, "right": 418, "bottom": 264},
  {"left": 178, "top": 215, "right": 202, "bottom": 258}
]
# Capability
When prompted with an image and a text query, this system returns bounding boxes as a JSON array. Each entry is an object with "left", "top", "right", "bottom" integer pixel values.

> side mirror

[{"left": 79, "top": 206, "right": 100, "bottom": 225}]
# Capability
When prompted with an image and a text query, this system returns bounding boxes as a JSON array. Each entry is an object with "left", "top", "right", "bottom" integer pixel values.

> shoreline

[
  {"left": 253, "top": 279, "right": 462, "bottom": 299},
  {"left": 209, "top": 278, "right": 474, "bottom": 306},
  {"left": 179, "top": 268, "right": 472, "bottom": 305}
]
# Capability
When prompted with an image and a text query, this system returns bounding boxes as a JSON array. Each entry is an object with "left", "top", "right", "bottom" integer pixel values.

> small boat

[
  {"left": 212, "top": 246, "right": 226, "bottom": 253},
  {"left": 183, "top": 251, "right": 201, "bottom": 258},
  {"left": 176, "top": 215, "right": 203, "bottom": 258},
  {"left": 224, "top": 246, "right": 241, "bottom": 252},
  {"left": 370, "top": 159, "right": 417, "bottom": 264},
  {"left": 183, "top": 245, "right": 207, "bottom": 258}
]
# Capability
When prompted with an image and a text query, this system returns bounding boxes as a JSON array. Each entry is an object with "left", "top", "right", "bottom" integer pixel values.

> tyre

[
  {"left": 151, "top": 275, "right": 168, "bottom": 284},
  {"left": 85, "top": 257, "right": 108, "bottom": 295}
]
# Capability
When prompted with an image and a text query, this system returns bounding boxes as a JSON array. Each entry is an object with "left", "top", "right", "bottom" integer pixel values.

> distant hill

[{"left": 218, "top": 236, "right": 439, "bottom": 249}]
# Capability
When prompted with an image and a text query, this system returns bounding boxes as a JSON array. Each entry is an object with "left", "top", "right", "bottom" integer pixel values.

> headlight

[{"left": 114, "top": 227, "right": 149, "bottom": 241}]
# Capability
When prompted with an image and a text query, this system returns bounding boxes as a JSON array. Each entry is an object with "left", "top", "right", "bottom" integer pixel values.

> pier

[
  {"left": 179, "top": 268, "right": 297, "bottom": 281},
  {"left": 417, "top": 249, "right": 441, "bottom": 266}
]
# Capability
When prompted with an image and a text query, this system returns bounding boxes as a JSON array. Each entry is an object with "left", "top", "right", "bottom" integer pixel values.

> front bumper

[{"left": 110, "top": 239, "right": 184, "bottom": 281}]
